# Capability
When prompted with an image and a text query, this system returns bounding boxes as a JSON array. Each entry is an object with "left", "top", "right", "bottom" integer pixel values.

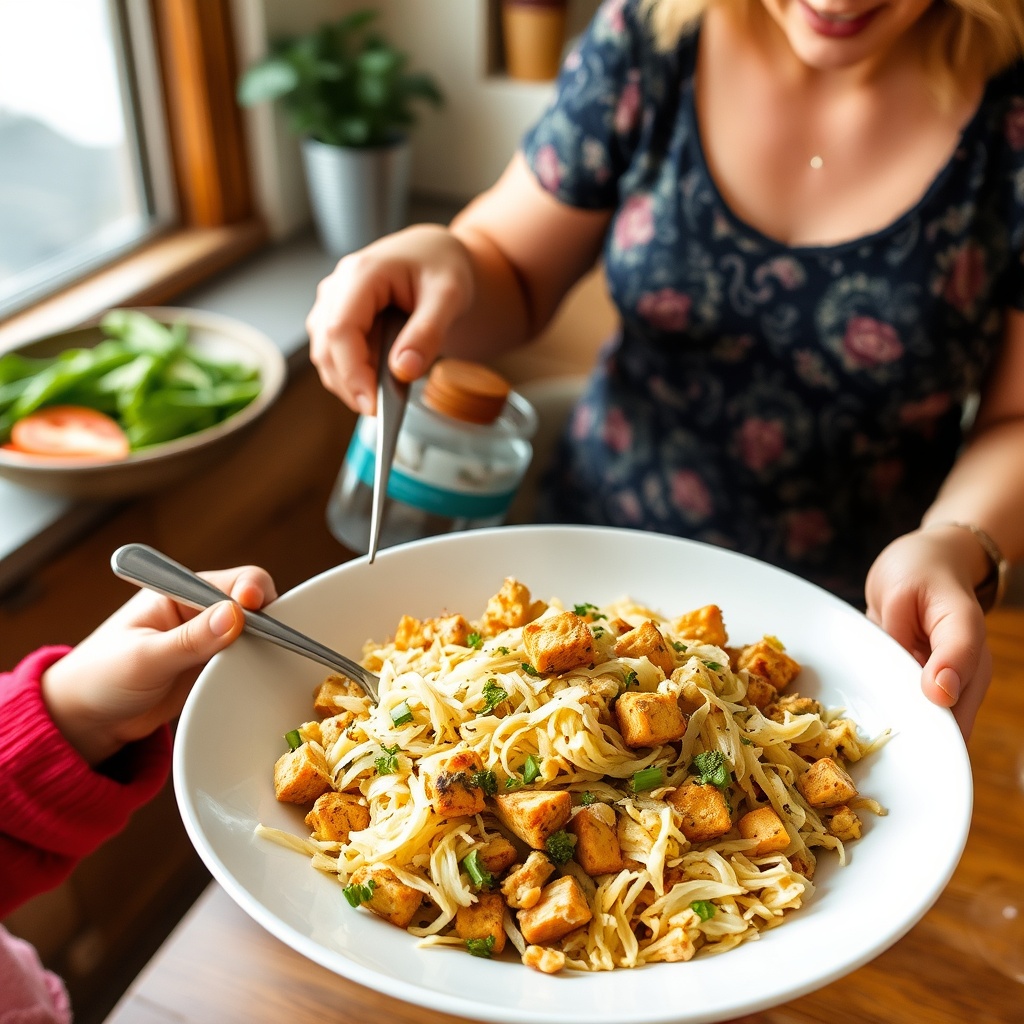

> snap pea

[{"left": 0, "top": 310, "right": 262, "bottom": 450}]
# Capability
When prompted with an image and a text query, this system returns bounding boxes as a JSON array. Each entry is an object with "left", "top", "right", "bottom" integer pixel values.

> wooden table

[{"left": 103, "top": 609, "right": 1024, "bottom": 1024}]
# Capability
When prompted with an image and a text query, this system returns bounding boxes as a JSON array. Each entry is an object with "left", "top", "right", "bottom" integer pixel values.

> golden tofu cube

[
  {"left": 796, "top": 757, "right": 858, "bottom": 808},
  {"left": 614, "top": 620, "right": 675, "bottom": 676},
  {"left": 517, "top": 875, "right": 593, "bottom": 945},
  {"left": 614, "top": 691, "right": 687, "bottom": 748},
  {"left": 478, "top": 835, "right": 519, "bottom": 875},
  {"left": 273, "top": 743, "right": 333, "bottom": 805},
  {"left": 313, "top": 674, "right": 365, "bottom": 716},
  {"left": 501, "top": 851, "right": 556, "bottom": 909},
  {"left": 668, "top": 781, "right": 733, "bottom": 843},
  {"left": 736, "top": 640, "right": 801, "bottom": 691},
  {"left": 318, "top": 713, "right": 354, "bottom": 752},
  {"left": 423, "top": 750, "right": 488, "bottom": 819},
  {"left": 522, "top": 612, "right": 594, "bottom": 674},
  {"left": 455, "top": 891, "right": 507, "bottom": 954},
  {"left": 567, "top": 805, "right": 624, "bottom": 875},
  {"left": 480, "top": 577, "right": 547, "bottom": 635},
  {"left": 304, "top": 791, "right": 370, "bottom": 842},
  {"left": 741, "top": 675, "right": 776, "bottom": 711},
  {"left": 672, "top": 604, "right": 728, "bottom": 647},
  {"left": 394, "top": 614, "right": 426, "bottom": 650},
  {"left": 738, "top": 806, "right": 791, "bottom": 856},
  {"left": 424, "top": 613, "right": 472, "bottom": 647},
  {"left": 349, "top": 865, "right": 422, "bottom": 928},
  {"left": 494, "top": 790, "right": 572, "bottom": 849},
  {"left": 765, "top": 694, "right": 823, "bottom": 721}
]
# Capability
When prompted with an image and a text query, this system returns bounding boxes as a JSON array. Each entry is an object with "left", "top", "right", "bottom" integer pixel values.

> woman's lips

[{"left": 798, "top": 0, "right": 881, "bottom": 38}]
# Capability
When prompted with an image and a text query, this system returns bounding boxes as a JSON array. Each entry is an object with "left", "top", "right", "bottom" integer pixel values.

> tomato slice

[{"left": 9, "top": 406, "right": 131, "bottom": 461}]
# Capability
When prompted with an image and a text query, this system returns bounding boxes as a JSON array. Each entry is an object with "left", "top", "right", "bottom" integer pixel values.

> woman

[{"left": 305, "top": 0, "right": 1024, "bottom": 735}]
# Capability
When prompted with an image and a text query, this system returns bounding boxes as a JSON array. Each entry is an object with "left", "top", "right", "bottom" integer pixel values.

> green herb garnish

[
  {"left": 479, "top": 679, "right": 509, "bottom": 715},
  {"left": 672, "top": 641, "right": 688, "bottom": 652},
  {"left": 471, "top": 769, "right": 498, "bottom": 796},
  {"left": 690, "top": 899, "right": 716, "bottom": 922},
  {"left": 521, "top": 662, "right": 540, "bottom": 677},
  {"left": 691, "top": 749, "right": 730, "bottom": 789},
  {"left": 579, "top": 791, "right": 596, "bottom": 806},
  {"left": 373, "top": 743, "right": 401, "bottom": 775},
  {"left": 522, "top": 753, "right": 541, "bottom": 785},
  {"left": 466, "top": 631, "right": 483, "bottom": 649},
  {"left": 284, "top": 729, "right": 302, "bottom": 751},
  {"left": 465, "top": 935, "right": 496, "bottom": 958},
  {"left": 342, "top": 878, "right": 377, "bottom": 907},
  {"left": 545, "top": 829, "right": 576, "bottom": 865},
  {"left": 461, "top": 849, "right": 495, "bottom": 889},
  {"left": 573, "top": 602, "right": 605, "bottom": 620},
  {"left": 702, "top": 660, "right": 724, "bottom": 672}
]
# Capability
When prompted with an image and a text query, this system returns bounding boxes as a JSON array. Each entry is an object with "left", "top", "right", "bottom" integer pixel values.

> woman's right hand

[{"left": 306, "top": 223, "right": 476, "bottom": 415}]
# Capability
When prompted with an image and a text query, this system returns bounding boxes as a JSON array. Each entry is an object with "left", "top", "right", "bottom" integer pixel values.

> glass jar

[{"left": 327, "top": 358, "right": 537, "bottom": 555}]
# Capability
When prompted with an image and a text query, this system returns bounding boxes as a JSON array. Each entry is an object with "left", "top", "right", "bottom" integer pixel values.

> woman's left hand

[{"left": 865, "top": 524, "right": 991, "bottom": 738}]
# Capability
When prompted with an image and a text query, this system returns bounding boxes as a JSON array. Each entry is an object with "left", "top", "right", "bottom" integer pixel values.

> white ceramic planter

[{"left": 301, "top": 137, "right": 411, "bottom": 257}]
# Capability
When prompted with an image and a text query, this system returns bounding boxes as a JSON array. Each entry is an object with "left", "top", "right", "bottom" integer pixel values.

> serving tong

[
  {"left": 368, "top": 306, "right": 410, "bottom": 563},
  {"left": 111, "top": 542, "right": 380, "bottom": 703}
]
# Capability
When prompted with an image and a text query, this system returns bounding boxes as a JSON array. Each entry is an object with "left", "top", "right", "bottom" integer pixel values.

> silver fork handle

[{"left": 110, "top": 543, "right": 379, "bottom": 703}]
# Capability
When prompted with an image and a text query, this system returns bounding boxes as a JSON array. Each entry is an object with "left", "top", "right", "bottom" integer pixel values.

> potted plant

[{"left": 237, "top": 10, "right": 444, "bottom": 257}]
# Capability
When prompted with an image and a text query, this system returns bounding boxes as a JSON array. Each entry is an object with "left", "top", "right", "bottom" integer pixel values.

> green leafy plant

[{"left": 237, "top": 10, "right": 444, "bottom": 148}]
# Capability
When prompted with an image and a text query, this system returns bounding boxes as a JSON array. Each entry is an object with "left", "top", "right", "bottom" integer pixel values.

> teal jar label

[{"left": 345, "top": 430, "right": 518, "bottom": 519}]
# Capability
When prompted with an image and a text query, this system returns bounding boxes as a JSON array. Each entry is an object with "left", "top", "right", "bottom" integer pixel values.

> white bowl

[
  {"left": 175, "top": 525, "right": 972, "bottom": 1024},
  {"left": 0, "top": 306, "right": 286, "bottom": 499}
]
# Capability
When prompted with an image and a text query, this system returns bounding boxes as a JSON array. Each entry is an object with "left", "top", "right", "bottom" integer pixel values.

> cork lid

[{"left": 422, "top": 358, "right": 511, "bottom": 425}]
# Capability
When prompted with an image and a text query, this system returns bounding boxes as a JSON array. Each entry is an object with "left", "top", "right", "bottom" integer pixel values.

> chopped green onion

[
  {"left": 621, "top": 669, "right": 637, "bottom": 689},
  {"left": 690, "top": 899, "right": 716, "bottom": 921},
  {"left": 374, "top": 743, "right": 401, "bottom": 775},
  {"left": 702, "top": 660, "right": 724, "bottom": 672},
  {"left": 632, "top": 766, "right": 663, "bottom": 792},
  {"left": 461, "top": 849, "right": 495, "bottom": 889},
  {"left": 390, "top": 701, "right": 413, "bottom": 726},
  {"left": 465, "top": 935, "right": 496, "bottom": 958},
  {"left": 573, "top": 602, "right": 605, "bottom": 620},
  {"left": 545, "top": 829, "right": 576, "bottom": 865},
  {"left": 504, "top": 775, "right": 524, "bottom": 790},
  {"left": 342, "top": 878, "right": 376, "bottom": 907},
  {"left": 467, "top": 631, "right": 483, "bottom": 649},
  {"left": 521, "top": 662, "right": 540, "bottom": 677},
  {"left": 284, "top": 729, "right": 302, "bottom": 751},
  {"left": 522, "top": 753, "right": 541, "bottom": 785},
  {"left": 496, "top": 646, "right": 510, "bottom": 656},
  {"left": 672, "top": 641, "right": 688, "bottom": 652}
]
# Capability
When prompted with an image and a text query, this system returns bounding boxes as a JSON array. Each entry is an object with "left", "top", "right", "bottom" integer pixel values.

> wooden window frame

[{"left": 0, "top": 0, "right": 267, "bottom": 351}]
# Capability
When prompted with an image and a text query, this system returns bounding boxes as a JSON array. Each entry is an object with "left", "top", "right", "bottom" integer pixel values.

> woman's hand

[
  {"left": 306, "top": 224, "right": 476, "bottom": 416},
  {"left": 865, "top": 525, "right": 992, "bottom": 737},
  {"left": 41, "top": 565, "right": 277, "bottom": 766}
]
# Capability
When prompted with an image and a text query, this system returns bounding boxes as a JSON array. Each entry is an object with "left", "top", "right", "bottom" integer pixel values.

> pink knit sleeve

[{"left": 0, "top": 647, "right": 172, "bottom": 918}]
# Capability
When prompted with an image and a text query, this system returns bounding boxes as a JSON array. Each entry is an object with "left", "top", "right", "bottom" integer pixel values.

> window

[
  {"left": 0, "top": 0, "right": 263, "bottom": 344},
  {"left": 0, "top": 0, "right": 172, "bottom": 318}
]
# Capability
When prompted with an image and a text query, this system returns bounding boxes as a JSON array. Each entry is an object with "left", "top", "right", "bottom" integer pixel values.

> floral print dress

[{"left": 523, "top": 0, "right": 1024, "bottom": 604}]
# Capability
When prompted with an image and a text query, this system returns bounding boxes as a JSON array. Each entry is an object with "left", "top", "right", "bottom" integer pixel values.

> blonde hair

[{"left": 640, "top": 0, "right": 1024, "bottom": 107}]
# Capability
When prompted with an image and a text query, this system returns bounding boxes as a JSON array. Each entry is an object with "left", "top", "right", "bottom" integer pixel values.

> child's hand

[
  {"left": 865, "top": 525, "right": 992, "bottom": 738},
  {"left": 41, "top": 565, "right": 277, "bottom": 766}
]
